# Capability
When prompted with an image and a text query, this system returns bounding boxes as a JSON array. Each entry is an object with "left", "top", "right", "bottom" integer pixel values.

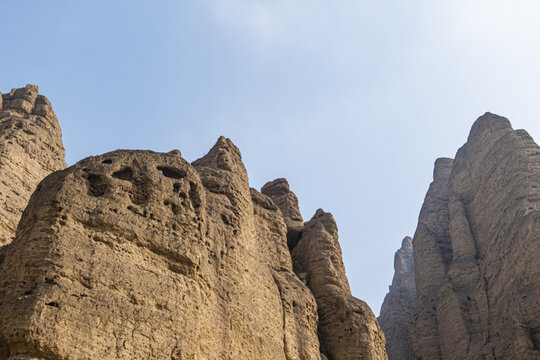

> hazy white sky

[{"left": 2, "top": 1, "right": 540, "bottom": 314}]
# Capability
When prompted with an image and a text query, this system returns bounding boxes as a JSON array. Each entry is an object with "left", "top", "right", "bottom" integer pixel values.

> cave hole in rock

[
  {"left": 87, "top": 174, "right": 107, "bottom": 197},
  {"left": 220, "top": 214, "right": 230, "bottom": 226},
  {"left": 157, "top": 166, "right": 186, "bottom": 179},
  {"left": 112, "top": 167, "right": 133, "bottom": 181},
  {"left": 189, "top": 181, "right": 201, "bottom": 209}
]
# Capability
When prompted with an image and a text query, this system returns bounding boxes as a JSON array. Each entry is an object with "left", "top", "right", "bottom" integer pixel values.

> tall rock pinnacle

[
  {"left": 262, "top": 179, "right": 388, "bottom": 359},
  {"left": 0, "top": 84, "right": 66, "bottom": 246},
  {"left": 293, "top": 210, "right": 388, "bottom": 360},
  {"left": 379, "top": 236, "right": 416, "bottom": 360},
  {"left": 406, "top": 112, "right": 540, "bottom": 359}
]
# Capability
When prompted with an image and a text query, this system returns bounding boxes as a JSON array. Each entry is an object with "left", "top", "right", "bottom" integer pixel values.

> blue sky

[{"left": 2, "top": 0, "right": 540, "bottom": 314}]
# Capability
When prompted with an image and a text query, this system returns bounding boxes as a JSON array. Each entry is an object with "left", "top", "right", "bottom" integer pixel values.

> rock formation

[
  {"left": 0, "top": 85, "right": 66, "bottom": 246},
  {"left": 0, "top": 91, "right": 386, "bottom": 360},
  {"left": 407, "top": 113, "right": 540, "bottom": 359},
  {"left": 261, "top": 178, "right": 304, "bottom": 249},
  {"left": 378, "top": 237, "right": 416, "bottom": 360},
  {"left": 263, "top": 179, "right": 388, "bottom": 360}
]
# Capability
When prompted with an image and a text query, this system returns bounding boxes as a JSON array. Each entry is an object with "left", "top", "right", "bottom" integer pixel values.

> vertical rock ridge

[
  {"left": 262, "top": 178, "right": 304, "bottom": 249},
  {"left": 293, "top": 209, "right": 388, "bottom": 360},
  {"left": 379, "top": 236, "right": 416, "bottom": 360},
  {"left": 263, "top": 178, "right": 388, "bottom": 359},
  {"left": 0, "top": 84, "right": 66, "bottom": 246},
  {"left": 409, "top": 157, "right": 453, "bottom": 360},
  {"left": 406, "top": 112, "right": 540, "bottom": 359}
]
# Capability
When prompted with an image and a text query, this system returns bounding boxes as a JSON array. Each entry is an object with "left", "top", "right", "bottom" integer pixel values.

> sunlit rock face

[
  {"left": 0, "top": 87, "right": 387, "bottom": 360},
  {"left": 379, "top": 236, "right": 416, "bottom": 360},
  {"left": 409, "top": 113, "right": 540, "bottom": 360},
  {"left": 0, "top": 84, "right": 66, "bottom": 246},
  {"left": 263, "top": 179, "right": 388, "bottom": 360},
  {"left": 0, "top": 140, "right": 324, "bottom": 359}
]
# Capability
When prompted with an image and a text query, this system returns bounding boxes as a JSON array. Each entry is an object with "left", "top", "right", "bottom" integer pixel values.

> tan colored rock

[
  {"left": 409, "top": 113, "right": 540, "bottom": 359},
  {"left": 0, "top": 84, "right": 66, "bottom": 246},
  {"left": 378, "top": 237, "right": 416, "bottom": 360},
  {"left": 261, "top": 178, "right": 304, "bottom": 249},
  {"left": 0, "top": 137, "right": 323, "bottom": 359},
  {"left": 262, "top": 179, "right": 388, "bottom": 359},
  {"left": 293, "top": 209, "right": 388, "bottom": 360},
  {"left": 409, "top": 158, "right": 453, "bottom": 360}
]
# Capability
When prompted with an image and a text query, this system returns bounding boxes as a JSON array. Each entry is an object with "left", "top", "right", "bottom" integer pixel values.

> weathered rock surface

[
  {"left": 0, "top": 130, "right": 386, "bottom": 359},
  {"left": 262, "top": 178, "right": 304, "bottom": 249},
  {"left": 0, "top": 139, "right": 323, "bottom": 359},
  {"left": 263, "top": 179, "right": 388, "bottom": 360},
  {"left": 409, "top": 113, "right": 540, "bottom": 359},
  {"left": 378, "top": 237, "right": 416, "bottom": 360},
  {"left": 0, "top": 84, "right": 66, "bottom": 246},
  {"left": 293, "top": 210, "right": 387, "bottom": 360}
]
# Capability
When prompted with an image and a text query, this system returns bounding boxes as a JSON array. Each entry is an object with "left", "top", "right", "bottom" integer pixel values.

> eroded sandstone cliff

[
  {"left": 263, "top": 179, "right": 387, "bottom": 360},
  {"left": 0, "top": 88, "right": 386, "bottom": 359},
  {"left": 0, "top": 85, "right": 66, "bottom": 246},
  {"left": 378, "top": 237, "right": 415, "bottom": 360},
  {"left": 407, "top": 113, "right": 540, "bottom": 359}
]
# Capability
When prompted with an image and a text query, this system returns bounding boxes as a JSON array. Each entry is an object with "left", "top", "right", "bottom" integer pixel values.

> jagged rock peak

[
  {"left": 379, "top": 236, "right": 416, "bottom": 360},
  {"left": 468, "top": 112, "right": 512, "bottom": 142},
  {"left": 262, "top": 177, "right": 293, "bottom": 196},
  {"left": 0, "top": 84, "right": 66, "bottom": 246},
  {"left": 293, "top": 209, "right": 388, "bottom": 360},
  {"left": 0, "top": 123, "right": 388, "bottom": 359},
  {"left": 406, "top": 114, "right": 540, "bottom": 359},
  {"left": 262, "top": 178, "right": 304, "bottom": 249},
  {"left": 0, "top": 148, "right": 323, "bottom": 359},
  {"left": 395, "top": 236, "right": 413, "bottom": 275},
  {"left": 192, "top": 136, "right": 246, "bottom": 178},
  {"left": 1, "top": 84, "right": 52, "bottom": 119},
  {"left": 401, "top": 235, "right": 412, "bottom": 249},
  {"left": 433, "top": 157, "right": 453, "bottom": 181}
]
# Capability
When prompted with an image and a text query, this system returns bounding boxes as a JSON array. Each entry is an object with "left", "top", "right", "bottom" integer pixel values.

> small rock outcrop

[
  {"left": 378, "top": 237, "right": 416, "bottom": 360},
  {"left": 408, "top": 113, "right": 540, "bottom": 359},
  {"left": 262, "top": 178, "right": 304, "bottom": 249},
  {"left": 0, "top": 85, "right": 66, "bottom": 246}
]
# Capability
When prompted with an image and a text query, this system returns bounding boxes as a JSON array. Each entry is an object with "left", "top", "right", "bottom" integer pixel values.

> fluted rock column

[
  {"left": 0, "top": 84, "right": 66, "bottom": 246},
  {"left": 379, "top": 237, "right": 416, "bottom": 360}
]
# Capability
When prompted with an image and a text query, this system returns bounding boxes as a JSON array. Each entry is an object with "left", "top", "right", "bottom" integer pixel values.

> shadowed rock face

[
  {"left": 0, "top": 85, "right": 66, "bottom": 246},
  {"left": 379, "top": 237, "right": 416, "bottom": 360},
  {"left": 409, "top": 113, "right": 540, "bottom": 359}
]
